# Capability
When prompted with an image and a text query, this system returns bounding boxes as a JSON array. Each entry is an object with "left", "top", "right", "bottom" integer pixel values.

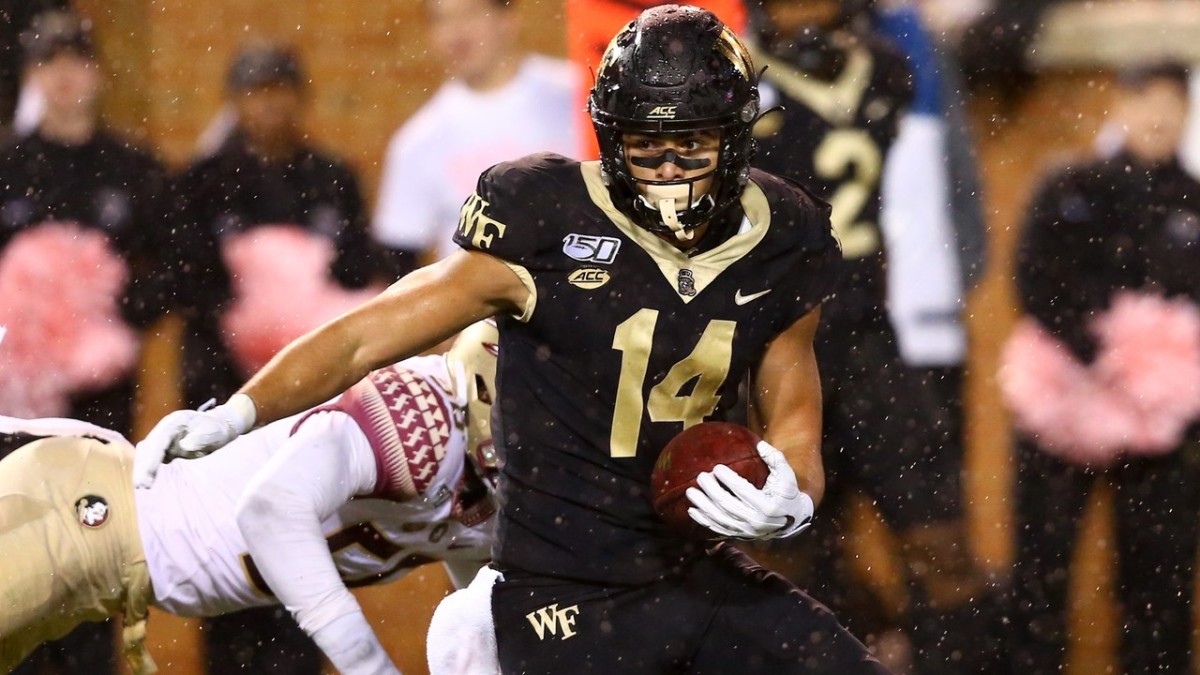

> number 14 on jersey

[{"left": 610, "top": 309, "right": 736, "bottom": 458}]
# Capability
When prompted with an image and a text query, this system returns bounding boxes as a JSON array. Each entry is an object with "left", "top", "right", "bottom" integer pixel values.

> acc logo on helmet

[{"left": 647, "top": 105, "right": 678, "bottom": 120}]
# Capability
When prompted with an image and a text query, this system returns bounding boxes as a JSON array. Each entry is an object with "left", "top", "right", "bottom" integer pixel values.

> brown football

[{"left": 651, "top": 421, "right": 769, "bottom": 539}]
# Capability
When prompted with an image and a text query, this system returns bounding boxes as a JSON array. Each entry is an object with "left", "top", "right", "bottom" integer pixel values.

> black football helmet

[{"left": 588, "top": 5, "right": 760, "bottom": 239}]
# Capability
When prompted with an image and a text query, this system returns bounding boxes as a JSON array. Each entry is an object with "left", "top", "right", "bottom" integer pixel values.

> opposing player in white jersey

[{"left": 0, "top": 321, "right": 500, "bottom": 675}]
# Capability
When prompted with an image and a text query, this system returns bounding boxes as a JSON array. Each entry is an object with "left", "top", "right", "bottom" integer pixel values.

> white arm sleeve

[
  {"left": 311, "top": 613, "right": 398, "bottom": 675},
  {"left": 235, "top": 411, "right": 399, "bottom": 675},
  {"left": 880, "top": 112, "right": 968, "bottom": 366}
]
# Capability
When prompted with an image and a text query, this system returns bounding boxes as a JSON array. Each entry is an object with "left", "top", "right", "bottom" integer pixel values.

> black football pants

[{"left": 493, "top": 544, "right": 892, "bottom": 675}]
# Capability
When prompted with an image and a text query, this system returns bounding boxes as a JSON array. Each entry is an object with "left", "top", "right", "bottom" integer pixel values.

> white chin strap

[{"left": 641, "top": 183, "right": 698, "bottom": 242}]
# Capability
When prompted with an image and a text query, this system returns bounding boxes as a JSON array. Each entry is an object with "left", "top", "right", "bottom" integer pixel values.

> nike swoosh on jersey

[{"left": 734, "top": 288, "right": 772, "bottom": 305}]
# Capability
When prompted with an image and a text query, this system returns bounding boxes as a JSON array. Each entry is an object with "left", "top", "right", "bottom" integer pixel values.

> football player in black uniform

[
  {"left": 746, "top": 2, "right": 998, "bottom": 672},
  {"left": 135, "top": 6, "right": 890, "bottom": 674}
]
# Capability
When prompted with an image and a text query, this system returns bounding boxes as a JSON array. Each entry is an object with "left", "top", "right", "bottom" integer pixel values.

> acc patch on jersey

[
  {"left": 76, "top": 495, "right": 110, "bottom": 528},
  {"left": 568, "top": 267, "right": 611, "bottom": 290}
]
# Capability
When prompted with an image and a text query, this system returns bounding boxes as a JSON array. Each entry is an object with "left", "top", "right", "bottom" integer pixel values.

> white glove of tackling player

[
  {"left": 132, "top": 393, "right": 257, "bottom": 488},
  {"left": 685, "top": 440, "right": 814, "bottom": 540}
]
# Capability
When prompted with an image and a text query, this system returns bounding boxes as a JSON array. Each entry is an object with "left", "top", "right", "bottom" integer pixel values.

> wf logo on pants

[{"left": 525, "top": 604, "right": 580, "bottom": 640}]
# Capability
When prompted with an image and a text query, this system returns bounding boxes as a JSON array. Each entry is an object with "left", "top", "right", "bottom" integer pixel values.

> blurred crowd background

[{"left": 1, "top": 0, "right": 1198, "bottom": 674}]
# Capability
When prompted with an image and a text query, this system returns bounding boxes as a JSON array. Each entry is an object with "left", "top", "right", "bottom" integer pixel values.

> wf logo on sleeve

[{"left": 457, "top": 194, "right": 508, "bottom": 250}]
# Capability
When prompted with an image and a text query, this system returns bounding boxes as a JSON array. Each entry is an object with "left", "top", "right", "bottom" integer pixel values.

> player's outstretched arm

[
  {"left": 236, "top": 415, "right": 396, "bottom": 674},
  {"left": 134, "top": 250, "right": 527, "bottom": 486},
  {"left": 686, "top": 308, "right": 825, "bottom": 540},
  {"left": 241, "top": 249, "right": 526, "bottom": 425}
]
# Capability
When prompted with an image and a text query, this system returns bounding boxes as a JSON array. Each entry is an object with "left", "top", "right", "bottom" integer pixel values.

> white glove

[
  {"left": 132, "top": 394, "right": 257, "bottom": 488},
  {"left": 685, "top": 440, "right": 814, "bottom": 540}
]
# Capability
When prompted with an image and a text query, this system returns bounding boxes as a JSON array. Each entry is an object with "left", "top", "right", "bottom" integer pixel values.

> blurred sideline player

[
  {"left": 372, "top": 0, "right": 582, "bottom": 275},
  {"left": 0, "top": 11, "right": 173, "bottom": 672},
  {"left": 173, "top": 46, "right": 384, "bottom": 675},
  {"left": 872, "top": 2, "right": 986, "bottom": 368},
  {"left": 745, "top": 1, "right": 998, "bottom": 671},
  {"left": 0, "top": 322, "right": 500, "bottom": 675},
  {"left": 1007, "top": 62, "right": 1200, "bottom": 675}
]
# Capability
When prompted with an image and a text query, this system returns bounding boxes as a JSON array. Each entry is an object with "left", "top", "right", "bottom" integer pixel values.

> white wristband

[
  {"left": 311, "top": 612, "right": 398, "bottom": 675},
  {"left": 222, "top": 393, "right": 258, "bottom": 434}
]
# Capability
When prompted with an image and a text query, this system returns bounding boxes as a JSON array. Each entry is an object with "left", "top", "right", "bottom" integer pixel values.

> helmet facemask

[
  {"left": 630, "top": 146, "right": 717, "bottom": 241},
  {"left": 444, "top": 320, "right": 501, "bottom": 492},
  {"left": 594, "top": 116, "right": 756, "bottom": 242}
]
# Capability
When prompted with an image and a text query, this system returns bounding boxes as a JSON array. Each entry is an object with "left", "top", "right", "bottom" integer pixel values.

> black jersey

[
  {"left": 1017, "top": 152, "right": 1200, "bottom": 363},
  {"left": 751, "top": 36, "right": 911, "bottom": 331},
  {"left": 172, "top": 134, "right": 378, "bottom": 407},
  {"left": 453, "top": 153, "right": 840, "bottom": 584}
]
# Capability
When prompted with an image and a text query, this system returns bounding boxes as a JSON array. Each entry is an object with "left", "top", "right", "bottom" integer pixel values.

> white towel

[{"left": 426, "top": 566, "right": 502, "bottom": 675}]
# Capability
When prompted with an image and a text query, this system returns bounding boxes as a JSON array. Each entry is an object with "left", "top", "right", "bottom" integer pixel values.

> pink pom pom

[
  {"left": 220, "top": 225, "right": 382, "bottom": 375},
  {"left": 0, "top": 222, "right": 139, "bottom": 417},
  {"left": 1092, "top": 291, "right": 1200, "bottom": 455},
  {"left": 1000, "top": 291, "right": 1200, "bottom": 466},
  {"left": 998, "top": 319, "right": 1134, "bottom": 466}
]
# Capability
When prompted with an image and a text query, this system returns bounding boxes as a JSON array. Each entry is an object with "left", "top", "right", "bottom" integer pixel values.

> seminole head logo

[{"left": 76, "top": 495, "right": 109, "bottom": 528}]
